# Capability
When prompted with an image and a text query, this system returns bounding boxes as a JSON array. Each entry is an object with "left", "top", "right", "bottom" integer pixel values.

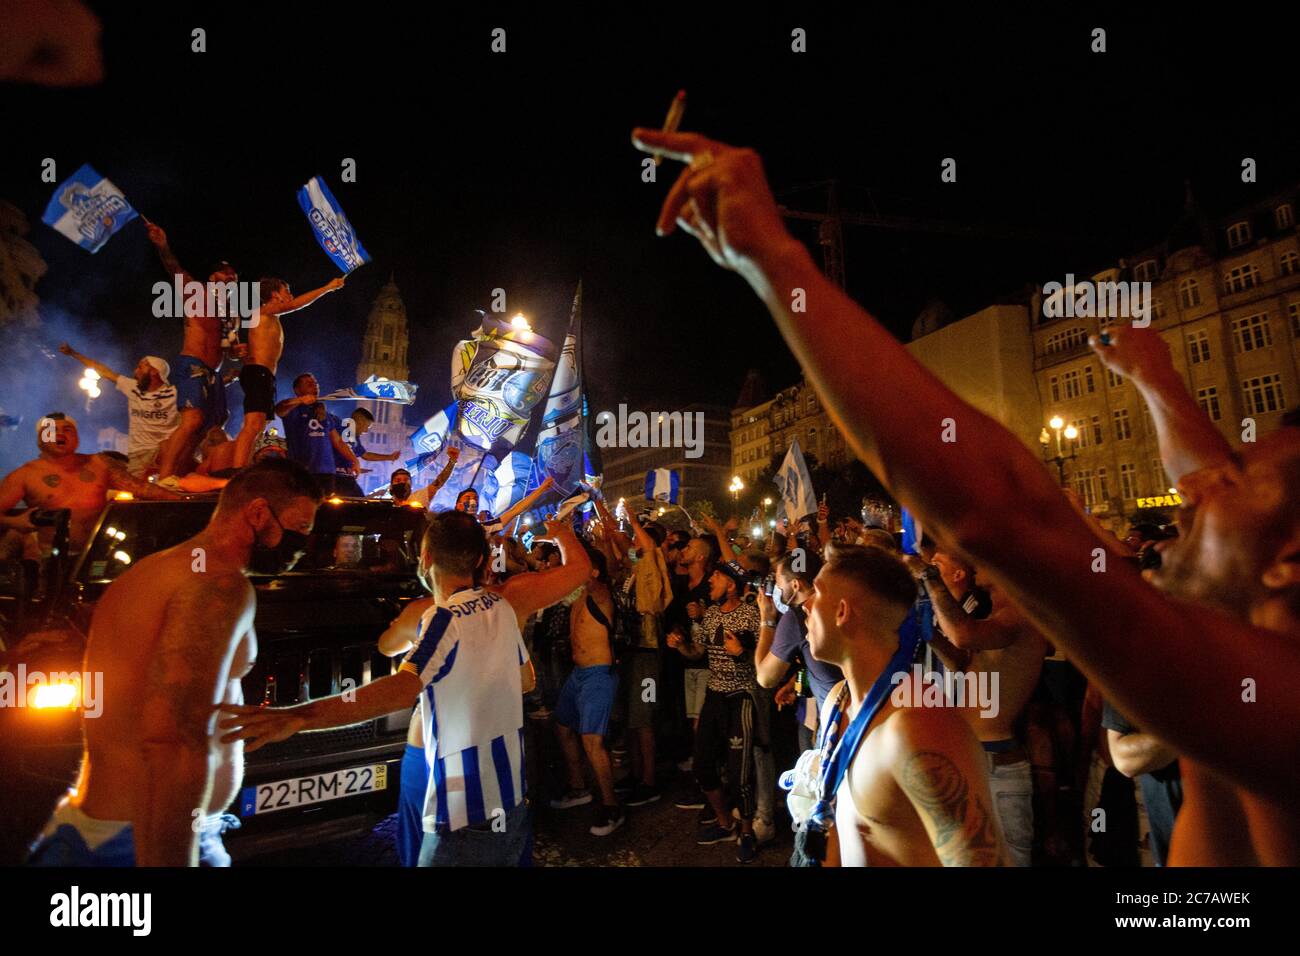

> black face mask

[
  {"left": 391, "top": 482, "right": 411, "bottom": 501},
  {"left": 250, "top": 509, "right": 309, "bottom": 575}
]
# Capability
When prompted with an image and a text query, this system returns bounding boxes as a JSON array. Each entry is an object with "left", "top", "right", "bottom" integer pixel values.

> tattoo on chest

[{"left": 41, "top": 473, "right": 62, "bottom": 488}]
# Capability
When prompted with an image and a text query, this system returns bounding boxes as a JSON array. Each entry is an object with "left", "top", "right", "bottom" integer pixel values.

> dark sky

[{"left": 3, "top": 5, "right": 1298, "bottom": 468}]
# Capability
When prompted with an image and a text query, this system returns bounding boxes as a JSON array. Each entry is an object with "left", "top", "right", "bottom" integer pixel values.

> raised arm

[
  {"left": 59, "top": 343, "right": 123, "bottom": 385},
  {"left": 494, "top": 518, "right": 592, "bottom": 625},
  {"left": 415, "top": 446, "right": 460, "bottom": 498},
  {"left": 144, "top": 221, "right": 194, "bottom": 286},
  {"left": 136, "top": 572, "right": 252, "bottom": 866},
  {"left": 1089, "top": 325, "right": 1234, "bottom": 483},
  {"left": 495, "top": 475, "right": 556, "bottom": 529},
  {"left": 632, "top": 127, "right": 1300, "bottom": 804},
  {"left": 265, "top": 276, "right": 345, "bottom": 316},
  {"left": 274, "top": 394, "right": 310, "bottom": 419}
]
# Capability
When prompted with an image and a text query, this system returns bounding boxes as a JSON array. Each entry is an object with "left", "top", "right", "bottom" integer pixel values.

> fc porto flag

[
  {"left": 321, "top": 375, "right": 417, "bottom": 404},
  {"left": 535, "top": 282, "right": 587, "bottom": 493},
  {"left": 42, "top": 164, "right": 138, "bottom": 253},
  {"left": 405, "top": 401, "right": 457, "bottom": 470},
  {"left": 774, "top": 438, "right": 818, "bottom": 524},
  {"left": 645, "top": 468, "right": 679, "bottom": 504},
  {"left": 297, "top": 176, "right": 371, "bottom": 274}
]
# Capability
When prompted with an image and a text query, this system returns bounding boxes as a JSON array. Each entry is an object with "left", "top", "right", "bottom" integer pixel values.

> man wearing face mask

[
  {"left": 755, "top": 549, "right": 842, "bottom": 752},
  {"left": 382, "top": 447, "right": 459, "bottom": 508},
  {"left": 28, "top": 458, "right": 321, "bottom": 866}
]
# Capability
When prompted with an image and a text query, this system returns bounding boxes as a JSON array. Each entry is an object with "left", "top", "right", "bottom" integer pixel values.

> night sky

[{"left": 2, "top": 5, "right": 1297, "bottom": 470}]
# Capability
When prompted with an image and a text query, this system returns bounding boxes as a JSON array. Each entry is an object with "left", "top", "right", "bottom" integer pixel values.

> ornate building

[
  {"left": 730, "top": 372, "right": 851, "bottom": 486},
  {"left": 353, "top": 275, "right": 411, "bottom": 493}
]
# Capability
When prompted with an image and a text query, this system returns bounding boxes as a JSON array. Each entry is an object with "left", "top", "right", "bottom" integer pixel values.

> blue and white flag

[
  {"left": 774, "top": 438, "right": 818, "bottom": 524},
  {"left": 645, "top": 468, "right": 680, "bottom": 504},
  {"left": 321, "top": 374, "right": 417, "bottom": 404},
  {"left": 405, "top": 401, "right": 457, "bottom": 470},
  {"left": 297, "top": 175, "right": 370, "bottom": 273},
  {"left": 42, "top": 164, "right": 138, "bottom": 253},
  {"left": 493, "top": 451, "right": 534, "bottom": 516},
  {"left": 535, "top": 282, "right": 588, "bottom": 493}
]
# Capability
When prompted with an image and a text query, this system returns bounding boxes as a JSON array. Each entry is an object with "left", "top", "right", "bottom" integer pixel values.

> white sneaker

[{"left": 734, "top": 808, "right": 777, "bottom": 845}]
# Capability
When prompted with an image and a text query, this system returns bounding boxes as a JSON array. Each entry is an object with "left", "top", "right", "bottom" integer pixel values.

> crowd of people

[{"left": 7, "top": 124, "right": 1300, "bottom": 868}]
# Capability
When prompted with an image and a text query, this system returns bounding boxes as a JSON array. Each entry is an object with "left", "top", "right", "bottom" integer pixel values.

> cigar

[{"left": 654, "top": 89, "right": 687, "bottom": 166}]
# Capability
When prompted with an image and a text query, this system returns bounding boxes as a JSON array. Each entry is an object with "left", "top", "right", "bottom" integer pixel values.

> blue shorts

[
  {"left": 27, "top": 814, "right": 238, "bottom": 867},
  {"left": 397, "top": 743, "right": 428, "bottom": 868},
  {"left": 174, "top": 354, "right": 221, "bottom": 427},
  {"left": 555, "top": 665, "right": 618, "bottom": 737}
]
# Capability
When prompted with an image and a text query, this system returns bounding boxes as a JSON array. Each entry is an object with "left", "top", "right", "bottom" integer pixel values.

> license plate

[{"left": 239, "top": 764, "right": 388, "bottom": 816}]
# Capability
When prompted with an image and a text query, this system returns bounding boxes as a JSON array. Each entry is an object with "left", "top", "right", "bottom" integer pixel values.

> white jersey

[
  {"left": 400, "top": 586, "right": 528, "bottom": 833},
  {"left": 115, "top": 376, "right": 178, "bottom": 456}
]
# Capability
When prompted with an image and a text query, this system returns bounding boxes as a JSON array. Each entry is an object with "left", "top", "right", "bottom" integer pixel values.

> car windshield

[{"left": 78, "top": 500, "right": 428, "bottom": 585}]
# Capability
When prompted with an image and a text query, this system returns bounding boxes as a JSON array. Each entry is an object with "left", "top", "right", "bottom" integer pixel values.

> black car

[{"left": 0, "top": 496, "right": 430, "bottom": 864}]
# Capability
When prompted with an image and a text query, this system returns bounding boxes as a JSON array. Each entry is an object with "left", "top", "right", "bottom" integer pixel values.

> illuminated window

[
  {"left": 1233, "top": 313, "right": 1272, "bottom": 353},
  {"left": 1196, "top": 386, "right": 1221, "bottom": 421},
  {"left": 1242, "top": 373, "right": 1286, "bottom": 415}
]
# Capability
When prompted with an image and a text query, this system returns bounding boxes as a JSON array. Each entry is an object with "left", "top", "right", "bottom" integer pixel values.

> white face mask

[{"left": 773, "top": 588, "right": 790, "bottom": 616}]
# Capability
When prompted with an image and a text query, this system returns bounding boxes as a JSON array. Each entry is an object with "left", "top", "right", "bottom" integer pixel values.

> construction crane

[{"left": 777, "top": 179, "right": 1095, "bottom": 289}]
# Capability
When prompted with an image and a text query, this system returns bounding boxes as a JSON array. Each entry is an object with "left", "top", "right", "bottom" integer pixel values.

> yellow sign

[{"left": 1136, "top": 493, "right": 1182, "bottom": 508}]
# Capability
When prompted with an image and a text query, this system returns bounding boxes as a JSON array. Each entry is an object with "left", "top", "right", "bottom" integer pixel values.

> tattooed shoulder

[{"left": 898, "top": 749, "right": 1002, "bottom": 867}]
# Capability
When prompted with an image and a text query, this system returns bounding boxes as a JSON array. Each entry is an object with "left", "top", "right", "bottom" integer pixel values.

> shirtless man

[
  {"left": 549, "top": 547, "right": 623, "bottom": 836},
  {"left": 634, "top": 126, "right": 1300, "bottom": 865},
  {"left": 904, "top": 550, "right": 1046, "bottom": 866},
  {"left": 26, "top": 458, "right": 320, "bottom": 866},
  {"left": 219, "top": 513, "right": 592, "bottom": 867},
  {"left": 806, "top": 545, "right": 1005, "bottom": 866},
  {"left": 377, "top": 520, "right": 595, "bottom": 863},
  {"left": 145, "top": 222, "right": 237, "bottom": 478},
  {"left": 0, "top": 413, "right": 178, "bottom": 554},
  {"left": 232, "top": 276, "right": 346, "bottom": 469}
]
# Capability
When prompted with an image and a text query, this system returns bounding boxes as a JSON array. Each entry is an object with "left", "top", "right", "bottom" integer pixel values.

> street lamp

[
  {"left": 729, "top": 475, "right": 744, "bottom": 505},
  {"left": 1040, "top": 416, "right": 1079, "bottom": 487}
]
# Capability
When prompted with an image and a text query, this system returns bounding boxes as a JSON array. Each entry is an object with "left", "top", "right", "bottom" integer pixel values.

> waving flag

[
  {"left": 493, "top": 451, "right": 534, "bottom": 516},
  {"left": 454, "top": 314, "right": 557, "bottom": 451},
  {"left": 774, "top": 438, "right": 818, "bottom": 524},
  {"left": 645, "top": 468, "right": 680, "bottom": 504},
  {"left": 321, "top": 375, "right": 418, "bottom": 404},
  {"left": 42, "top": 164, "right": 138, "bottom": 253},
  {"left": 535, "top": 282, "right": 588, "bottom": 494},
  {"left": 405, "top": 401, "right": 457, "bottom": 470},
  {"left": 297, "top": 176, "right": 370, "bottom": 273}
]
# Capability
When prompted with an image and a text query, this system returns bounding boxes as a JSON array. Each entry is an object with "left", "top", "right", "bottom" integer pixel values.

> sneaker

[
  {"left": 674, "top": 793, "right": 706, "bottom": 810},
  {"left": 736, "top": 833, "right": 757, "bottom": 863},
  {"left": 625, "top": 783, "right": 662, "bottom": 807},
  {"left": 697, "top": 822, "right": 737, "bottom": 846},
  {"left": 549, "top": 788, "right": 593, "bottom": 810},
  {"left": 698, "top": 806, "right": 717, "bottom": 826},
  {"left": 733, "top": 808, "right": 776, "bottom": 846},
  {"left": 590, "top": 805, "right": 626, "bottom": 837}
]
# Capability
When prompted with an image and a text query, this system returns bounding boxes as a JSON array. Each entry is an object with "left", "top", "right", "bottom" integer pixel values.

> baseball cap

[{"left": 143, "top": 356, "right": 170, "bottom": 383}]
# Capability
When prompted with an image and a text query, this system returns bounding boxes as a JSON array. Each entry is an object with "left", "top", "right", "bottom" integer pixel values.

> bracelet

[{"left": 763, "top": 620, "right": 779, "bottom": 629}]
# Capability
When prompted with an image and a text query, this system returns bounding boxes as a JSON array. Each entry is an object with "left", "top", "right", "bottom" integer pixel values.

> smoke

[{"left": 0, "top": 304, "right": 144, "bottom": 471}]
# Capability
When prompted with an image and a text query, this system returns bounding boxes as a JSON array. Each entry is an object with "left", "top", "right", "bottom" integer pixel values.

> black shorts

[{"left": 239, "top": 364, "right": 276, "bottom": 416}]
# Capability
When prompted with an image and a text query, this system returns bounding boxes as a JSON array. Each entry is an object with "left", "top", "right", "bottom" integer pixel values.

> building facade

[
  {"left": 1031, "top": 188, "right": 1300, "bottom": 524},
  {"left": 730, "top": 380, "right": 851, "bottom": 486},
  {"left": 353, "top": 276, "right": 412, "bottom": 494},
  {"left": 600, "top": 402, "right": 732, "bottom": 513}
]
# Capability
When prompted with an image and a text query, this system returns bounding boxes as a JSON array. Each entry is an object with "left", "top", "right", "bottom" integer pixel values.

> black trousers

[{"left": 693, "top": 689, "right": 759, "bottom": 821}]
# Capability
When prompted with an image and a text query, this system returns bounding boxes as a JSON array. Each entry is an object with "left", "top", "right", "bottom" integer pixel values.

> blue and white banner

[
  {"left": 645, "top": 468, "right": 679, "bottom": 504},
  {"left": 535, "top": 282, "right": 588, "bottom": 494},
  {"left": 774, "top": 438, "right": 818, "bottom": 524},
  {"left": 321, "top": 375, "right": 418, "bottom": 404},
  {"left": 405, "top": 401, "right": 457, "bottom": 470},
  {"left": 454, "top": 315, "right": 557, "bottom": 451},
  {"left": 493, "top": 451, "right": 534, "bottom": 516},
  {"left": 297, "top": 175, "right": 371, "bottom": 274},
  {"left": 42, "top": 164, "right": 138, "bottom": 253}
]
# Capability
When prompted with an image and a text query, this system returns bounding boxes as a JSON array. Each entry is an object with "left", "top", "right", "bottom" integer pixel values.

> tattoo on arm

[{"left": 898, "top": 750, "right": 1002, "bottom": 866}]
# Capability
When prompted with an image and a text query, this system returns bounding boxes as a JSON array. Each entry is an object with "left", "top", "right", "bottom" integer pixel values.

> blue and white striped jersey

[{"left": 400, "top": 587, "right": 529, "bottom": 833}]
